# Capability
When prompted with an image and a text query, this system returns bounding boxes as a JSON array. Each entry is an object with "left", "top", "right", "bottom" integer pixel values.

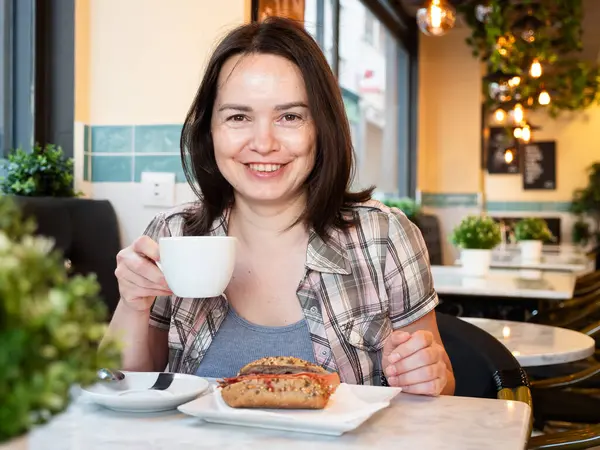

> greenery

[
  {"left": 382, "top": 197, "right": 421, "bottom": 220},
  {"left": 572, "top": 219, "right": 592, "bottom": 246},
  {"left": 0, "top": 143, "right": 79, "bottom": 197},
  {"left": 513, "top": 217, "right": 554, "bottom": 242},
  {"left": 570, "top": 162, "right": 600, "bottom": 246},
  {"left": 457, "top": 0, "right": 600, "bottom": 117},
  {"left": 0, "top": 196, "right": 121, "bottom": 442},
  {"left": 450, "top": 215, "right": 502, "bottom": 250}
]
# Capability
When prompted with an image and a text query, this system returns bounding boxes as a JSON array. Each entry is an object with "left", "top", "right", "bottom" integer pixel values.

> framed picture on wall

[
  {"left": 252, "top": 0, "right": 305, "bottom": 22},
  {"left": 486, "top": 126, "right": 520, "bottom": 174}
]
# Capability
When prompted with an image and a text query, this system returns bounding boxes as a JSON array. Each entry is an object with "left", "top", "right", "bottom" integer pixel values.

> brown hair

[{"left": 180, "top": 16, "right": 372, "bottom": 237}]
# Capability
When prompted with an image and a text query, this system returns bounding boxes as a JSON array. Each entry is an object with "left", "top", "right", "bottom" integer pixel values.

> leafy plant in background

[
  {"left": 382, "top": 197, "right": 421, "bottom": 220},
  {"left": 0, "top": 196, "right": 121, "bottom": 442},
  {"left": 0, "top": 143, "right": 80, "bottom": 197},
  {"left": 513, "top": 217, "right": 554, "bottom": 242},
  {"left": 457, "top": 0, "right": 600, "bottom": 117},
  {"left": 570, "top": 162, "right": 600, "bottom": 246},
  {"left": 450, "top": 215, "right": 502, "bottom": 250}
]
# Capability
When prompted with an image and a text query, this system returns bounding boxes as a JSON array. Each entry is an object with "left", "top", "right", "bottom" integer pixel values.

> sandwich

[{"left": 217, "top": 356, "right": 341, "bottom": 409}]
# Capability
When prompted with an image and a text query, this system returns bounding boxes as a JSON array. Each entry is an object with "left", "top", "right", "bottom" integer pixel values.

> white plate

[
  {"left": 81, "top": 372, "right": 210, "bottom": 413},
  {"left": 178, "top": 383, "right": 401, "bottom": 436}
]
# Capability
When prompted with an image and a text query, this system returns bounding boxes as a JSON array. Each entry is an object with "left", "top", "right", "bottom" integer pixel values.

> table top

[
  {"left": 488, "top": 252, "right": 593, "bottom": 273},
  {"left": 3, "top": 387, "right": 532, "bottom": 450},
  {"left": 461, "top": 317, "right": 596, "bottom": 367},
  {"left": 431, "top": 266, "right": 576, "bottom": 300}
]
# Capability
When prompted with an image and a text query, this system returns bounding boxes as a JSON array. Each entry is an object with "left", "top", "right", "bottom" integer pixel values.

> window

[
  {"left": 1, "top": 0, "right": 36, "bottom": 157},
  {"left": 364, "top": 9, "right": 374, "bottom": 45}
]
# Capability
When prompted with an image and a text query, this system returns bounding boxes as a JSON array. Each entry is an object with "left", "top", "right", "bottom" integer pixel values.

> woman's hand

[
  {"left": 115, "top": 236, "right": 172, "bottom": 311},
  {"left": 382, "top": 329, "right": 449, "bottom": 396}
]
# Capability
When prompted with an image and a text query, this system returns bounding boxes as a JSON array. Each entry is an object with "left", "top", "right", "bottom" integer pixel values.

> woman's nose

[{"left": 250, "top": 121, "right": 279, "bottom": 154}]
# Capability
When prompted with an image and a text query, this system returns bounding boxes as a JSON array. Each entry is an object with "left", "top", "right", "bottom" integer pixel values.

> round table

[{"left": 460, "top": 317, "right": 596, "bottom": 367}]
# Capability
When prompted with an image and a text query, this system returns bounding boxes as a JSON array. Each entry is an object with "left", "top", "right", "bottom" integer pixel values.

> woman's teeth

[{"left": 248, "top": 163, "right": 282, "bottom": 172}]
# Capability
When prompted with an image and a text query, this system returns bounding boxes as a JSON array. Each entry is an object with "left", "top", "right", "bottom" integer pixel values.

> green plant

[
  {"left": 0, "top": 196, "right": 121, "bottom": 442},
  {"left": 382, "top": 197, "right": 421, "bottom": 220},
  {"left": 450, "top": 215, "right": 502, "bottom": 250},
  {"left": 457, "top": 0, "right": 600, "bottom": 117},
  {"left": 0, "top": 143, "right": 79, "bottom": 197},
  {"left": 572, "top": 219, "right": 591, "bottom": 246},
  {"left": 570, "top": 162, "right": 600, "bottom": 246},
  {"left": 513, "top": 217, "right": 554, "bottom": 242}
]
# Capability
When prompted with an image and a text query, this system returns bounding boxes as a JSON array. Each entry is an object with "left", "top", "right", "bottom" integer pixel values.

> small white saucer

[{"left": 81, "top": 372, "right": 210, "bottom": 413}]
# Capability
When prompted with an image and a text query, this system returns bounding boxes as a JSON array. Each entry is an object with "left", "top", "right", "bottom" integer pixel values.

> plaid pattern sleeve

[
  {"left": 384, "top": 207, "right": 439, "bottom": 329},
  {"left": 142, "top": 212, "right": 174, "bottom": 331}
]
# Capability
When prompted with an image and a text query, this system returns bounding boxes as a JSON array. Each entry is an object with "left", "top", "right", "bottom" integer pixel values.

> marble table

[
  {"left": 431, "top": 266, "right": 576, "bottom": 300},
  {"left": 488, "top": 252, "right": 593, "bottom": 274},
  {"left": 461, "top": 317, "right": 596, "bottom": 367},
  {"left": 2, "top": 386, "right": 532, "bottom": 450}
]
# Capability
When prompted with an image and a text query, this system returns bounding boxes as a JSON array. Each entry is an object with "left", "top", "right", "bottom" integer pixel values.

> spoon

[{"left": 97, "top": 368, "right": 126, "bottom": 382}]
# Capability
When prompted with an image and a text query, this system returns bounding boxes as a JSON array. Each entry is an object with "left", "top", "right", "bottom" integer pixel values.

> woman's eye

[
  {"left": 228, "top": 114, "right": 247, "bottom": 122},
  {"left": 282, "top": 114, "right": 300, "bottom": 122}
]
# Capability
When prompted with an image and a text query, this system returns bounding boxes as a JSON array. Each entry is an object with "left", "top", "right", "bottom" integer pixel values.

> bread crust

[
  {"left": 238, "top": 356, "right": 328, "bottom": 375},
  {"left": 220, "top": 375, "right": 330, "bottom": 409}
]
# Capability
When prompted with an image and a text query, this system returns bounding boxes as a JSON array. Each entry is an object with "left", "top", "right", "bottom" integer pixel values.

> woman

[{"left": 105, "top": 17, "right": 455, "bottom": 396}]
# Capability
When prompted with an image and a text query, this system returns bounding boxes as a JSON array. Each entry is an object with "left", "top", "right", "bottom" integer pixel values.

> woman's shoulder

[
  {"left": 144, "top": 201, "right": 204, "bottom": 238},
  {"left": 343, "top": 199, "right": 417, "bottom": 238}
]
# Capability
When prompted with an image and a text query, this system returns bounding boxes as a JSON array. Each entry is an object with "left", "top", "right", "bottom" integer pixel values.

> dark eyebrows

[{"left": 217, "top": 101, "right": 308, "bottom": 112}]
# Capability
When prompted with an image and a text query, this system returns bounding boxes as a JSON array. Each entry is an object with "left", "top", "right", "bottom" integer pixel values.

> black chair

[
  {"left": 15, "top": 196, "right": 122, "bottom": 318},
  {"left": 436, "top": 312, "right": 600, "bottom": 449}
]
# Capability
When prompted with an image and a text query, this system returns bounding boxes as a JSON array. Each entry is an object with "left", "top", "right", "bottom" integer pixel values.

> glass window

[
  {"left": 0, "top": 0, "right": 9, "bottom": 156},
  {"left": 339, "top": 0, "right": 407, "bottom": 195}
]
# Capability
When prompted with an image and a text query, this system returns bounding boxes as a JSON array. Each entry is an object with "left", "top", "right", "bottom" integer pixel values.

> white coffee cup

[{"left": 156, "top": 236, "right": 236, "bottom": 298}]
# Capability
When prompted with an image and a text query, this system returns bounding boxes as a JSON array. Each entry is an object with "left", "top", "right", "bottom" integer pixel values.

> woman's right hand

[{"left": 115, "top": 236, "right": 173, "bottom": 311}]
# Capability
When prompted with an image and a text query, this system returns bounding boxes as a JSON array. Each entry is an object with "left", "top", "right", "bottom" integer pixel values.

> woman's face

[{"left": 211, "top": 53, "right": 316, "bottom": 207}]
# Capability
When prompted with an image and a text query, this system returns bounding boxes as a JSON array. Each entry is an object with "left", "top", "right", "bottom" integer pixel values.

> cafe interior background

[{"left": 1, "top": 0, "right": 600, "bottom": 447}]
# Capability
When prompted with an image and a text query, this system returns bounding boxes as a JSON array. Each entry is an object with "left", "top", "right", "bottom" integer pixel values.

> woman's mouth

[{"left": 245, "top": 163, "right": 287, "bottom": 178}]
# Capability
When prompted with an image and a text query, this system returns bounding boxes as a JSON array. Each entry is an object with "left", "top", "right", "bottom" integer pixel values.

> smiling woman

[{"left": 105, "top": 17, "right": 455, "bottom": 397}]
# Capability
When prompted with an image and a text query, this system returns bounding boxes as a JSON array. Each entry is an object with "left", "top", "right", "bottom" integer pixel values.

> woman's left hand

[{"left": 382, "top": 329, "right": 448, "bottom": 396}]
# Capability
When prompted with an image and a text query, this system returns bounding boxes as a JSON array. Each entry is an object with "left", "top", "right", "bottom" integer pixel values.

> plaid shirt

[{"left": 146, "top": 201, "right": 438, "bottom": 385}]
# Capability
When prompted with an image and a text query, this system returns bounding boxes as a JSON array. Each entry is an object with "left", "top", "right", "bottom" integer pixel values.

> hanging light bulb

[
  {"left": 494, "top": 108, "right": 506, "bottom": 122},
  {"left": 521, "top": 124, "right": 531, "bottom": 142},
  {"left": 513, "top": 103, "right": 524, "bottom": 123},
  {"left": 504, "top": 149, "right": 515, "bottom": 164},
  {"left": 538, "top": 89, "right": 551, "bottom": 105},
  {"left": 529, "top": 59, "right": 542, "bottom": 78},
  {"left": 508, "top": 76, "right": 521, "bottom": 88},
  {"left": 513, "top": 127, "right": 522, "bottom": 139},
  {"left": 416, "top": 0, "right": 456, "bottom": 37}
]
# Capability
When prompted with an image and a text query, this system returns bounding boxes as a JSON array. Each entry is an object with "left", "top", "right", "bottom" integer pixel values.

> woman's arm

[{"left": 102, "top": 300, "right": 169, "bottom": 372}]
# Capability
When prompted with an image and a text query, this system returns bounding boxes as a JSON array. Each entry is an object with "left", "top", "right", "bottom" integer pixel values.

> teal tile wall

[
  {"left": 87, "top": 124, "right": 185, "bottom": 182},
  {"left": 92, "top": 155, "right": 132, "bottom": 182},
  {"left": 420, "top": 192, "right": 571, "bottom": 213}
]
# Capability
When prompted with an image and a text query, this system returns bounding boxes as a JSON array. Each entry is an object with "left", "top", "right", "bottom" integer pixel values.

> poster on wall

[
  {"left": 486, "top": 126, "right": 520, "bottom": 174},
  {"left": 522, "top": 141, "right": 556, "bottom": 190},
  {"left": 253, "top": 0, "right": 305, "bottom": 22}
]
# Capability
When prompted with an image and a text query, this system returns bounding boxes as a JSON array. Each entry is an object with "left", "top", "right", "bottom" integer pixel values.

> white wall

[{"left": 75, "top": 0, "right": 249, "bottom": 245}]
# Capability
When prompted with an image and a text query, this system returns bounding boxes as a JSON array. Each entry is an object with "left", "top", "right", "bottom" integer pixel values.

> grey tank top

[{"left": 195, "top": 305, "right": 316, "bottom": 378}]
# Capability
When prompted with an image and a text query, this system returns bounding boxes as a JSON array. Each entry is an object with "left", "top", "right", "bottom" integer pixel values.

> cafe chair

[{"left": 435, "top": 312, "right": 600, "bottom": 449}]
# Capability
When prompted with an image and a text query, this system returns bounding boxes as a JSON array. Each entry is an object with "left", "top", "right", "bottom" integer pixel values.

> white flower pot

[
  {"left": 460, "top": 249, "right": 492, "bottom": 277},
  {"left": 519, "top": 240, "right": 542, "bottom": 262}
]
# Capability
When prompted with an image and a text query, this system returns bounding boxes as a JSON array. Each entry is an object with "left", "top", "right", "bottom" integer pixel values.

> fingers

[
  {"left": 117, "top": 246, "right": 166, "bottom": 286},
  {"left": 132, "top": 235, "right": 161, "bottom": 262},
  {"left": 382, "top": 330, "right": 411, "bottom": 357},
  {"left": 385, "top": 345, "right": 440, "bottom": 377},
  {"left": 399, "top": 378, "right": 447, "bottom": 397},
  {"left": 116, "top": 264, "right": 171, "bottom": 293},
  {"left": 386, "top": 330, "right": 434, "bottom": 364},
  {"left": 386, "top": 360, "right": 446, "bottom": 387},
  {"left": 118, "top": 278, "right": 172, "bottom": 300}
]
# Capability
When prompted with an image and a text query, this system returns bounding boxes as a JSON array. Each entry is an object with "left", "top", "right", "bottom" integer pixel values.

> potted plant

[
  {"left": 0, "top": 196, "right": 121, "bottom": 444},
  {"left": 570, "top": 163, "right": 600, "bottom": 258},
  {"left": 450, "top": 215, "right": 502, "bottom": 277},
  {"left": 513, "top": 218, "right": 554, "bottom": 262},
  {"left": 0, "top": 143, "right": 79, "bottom": 197},
  {"left": 382, "top": 197, "right": 421, "bottom": 221}
]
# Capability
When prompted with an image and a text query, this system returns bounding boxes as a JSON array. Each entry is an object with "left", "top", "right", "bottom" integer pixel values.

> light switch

[{"left": 141, "top": 171, "right": 176, "bottom": 207}]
